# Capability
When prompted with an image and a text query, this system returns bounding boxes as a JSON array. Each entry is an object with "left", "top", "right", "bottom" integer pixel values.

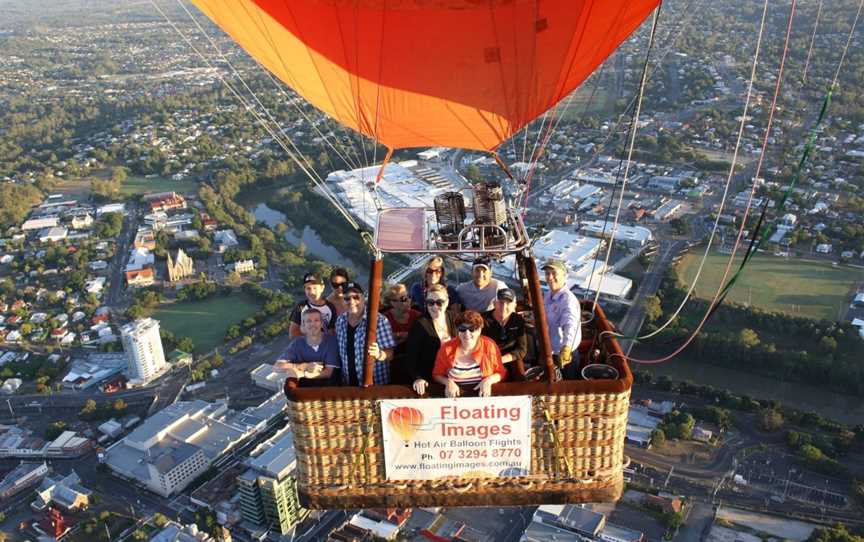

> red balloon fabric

[{"left": 191, "top": 0, "right": 659, "bottom": 150}]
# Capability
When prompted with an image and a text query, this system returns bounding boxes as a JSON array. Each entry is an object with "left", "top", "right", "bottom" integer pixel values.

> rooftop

[{"left": 247, "top": 426, "right": 296, "bottom": 480}]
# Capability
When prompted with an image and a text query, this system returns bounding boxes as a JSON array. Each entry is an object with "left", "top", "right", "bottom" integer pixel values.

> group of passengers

[{"left": 278, "top": 255, "right": 582, "bottom": 397}]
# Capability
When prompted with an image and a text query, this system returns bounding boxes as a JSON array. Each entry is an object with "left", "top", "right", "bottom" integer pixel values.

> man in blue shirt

[
  {"left": 542, "top": 259, "right": 582, "bottom": 379},
  {"left": 335, "top": 282, "right": 396, "bottom": 386},
  {"left": 278, "top": 308, "right": 340, "bottom": 387}
]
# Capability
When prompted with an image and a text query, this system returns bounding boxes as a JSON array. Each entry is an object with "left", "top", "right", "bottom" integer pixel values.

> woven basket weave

[
  {"left": 285, "top": 299, "right": 632, "bottom": 509},
  {"left": 286, "top": 378, "right": 630, "bottom": 508}
]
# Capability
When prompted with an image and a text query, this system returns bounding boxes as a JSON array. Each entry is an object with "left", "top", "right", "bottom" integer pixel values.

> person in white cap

[
  {"left": 456, "top": 257, "right": 506, "bottom": 312},
  {"left": 541, "top": 259, "right": 582, "bottom": 379}
]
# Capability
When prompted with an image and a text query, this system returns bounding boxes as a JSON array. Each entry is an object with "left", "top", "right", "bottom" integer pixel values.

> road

[
  {"left": 105, "top": 200, "right": 139, "bottom": 307},
  {"left": 616, "top": 239, "right": 688, "bottom": 354}
]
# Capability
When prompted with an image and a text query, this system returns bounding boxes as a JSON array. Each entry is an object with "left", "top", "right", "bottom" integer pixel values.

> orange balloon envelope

[
  {"left": 190, "top": 0, "right": 660, "bottom": 151},
  {"left": 387, "top": 406, "right": 423, "bottom": 442}
]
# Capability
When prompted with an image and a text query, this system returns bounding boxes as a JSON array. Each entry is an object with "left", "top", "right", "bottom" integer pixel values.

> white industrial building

[
  {"left": 580, "top": 220, "right": 653, "bottom": 247},
  {"left": 103, "top": 400, "right": 259, "bottom": 497},
  {"left": 103, "top": 395, "right": 286, "bottom": 498},
  {"left": 495, "top": 229, "right": 633, "bottom": 299},
  {"left": 121, "top": 318, "right": 168, "bottom": 386},
  {"left": 250, "top": 363, "right": 292, "bottom": 392},
  {"left": 324, "top": 161, "right": 467, "bottom": 230}
]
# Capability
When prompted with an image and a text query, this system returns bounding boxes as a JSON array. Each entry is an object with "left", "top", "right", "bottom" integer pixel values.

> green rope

[
  {"left": 710, "top": 84, "right": 835, "bottom": 308},
  {"left": 543, "top": 408, "right": 573, "bottom": 478}
]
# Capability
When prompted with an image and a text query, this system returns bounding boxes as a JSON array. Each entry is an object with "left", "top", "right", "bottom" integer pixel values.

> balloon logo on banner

[{"left": 388, "top": 406, "right": 424, "bottom": 447}]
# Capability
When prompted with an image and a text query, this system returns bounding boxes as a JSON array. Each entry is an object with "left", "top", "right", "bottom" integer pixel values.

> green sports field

[
  {"left": 152, "top": 293, "right": 262, "bottom": 352},
  {"left": 119, "top": 176, "right": 197, "bottom": 196},
  {"left": 677, "top": 250, "right": 862, "bottom": 321}
]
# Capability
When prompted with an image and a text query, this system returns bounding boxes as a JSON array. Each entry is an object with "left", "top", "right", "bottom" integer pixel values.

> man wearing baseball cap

[
  {"left": 288, "top": 271, "right": 338, "bottom": 337},
  {"left": 334, "top": 282, "right": 397, "bottom": 386},
  {"left": 482, "top": 287, "right": 528, "bottom": 381},
  {"left": 541, "top": 258, "right": 582, "bottom": 379},
  {"left": 456, "top": 257, "right": 506, "bottom": 312}
]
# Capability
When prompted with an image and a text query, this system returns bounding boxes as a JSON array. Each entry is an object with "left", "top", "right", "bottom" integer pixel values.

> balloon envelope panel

[{"left": 191, "top": 0, "right": 659, "bottom": 150}]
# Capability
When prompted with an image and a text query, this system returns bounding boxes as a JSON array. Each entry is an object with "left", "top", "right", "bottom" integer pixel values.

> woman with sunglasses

[
  {"left": 408, "top": 256, "right": 461, "bottom": 315},
  {"left": 432, "top": 310, "right": 506, "bottom": 398},
  {"left": 405, "top": 284, "right": 456, "bottom": 395},
  {"left": 326, "top": 267, "right": 351, "bottom": 316},
  {"left": 383, "top": 283, "right": 421, "bottom": 384}
]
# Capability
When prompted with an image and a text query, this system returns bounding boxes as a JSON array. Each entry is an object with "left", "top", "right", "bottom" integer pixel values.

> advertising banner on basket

[{"left": 380, "top": 396, "right": 532, "bottom": 480}]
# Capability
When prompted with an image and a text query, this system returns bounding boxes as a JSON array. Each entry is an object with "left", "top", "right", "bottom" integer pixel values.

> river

[
  {"left": 641, "top": 359, "right": 864, "bottom": 426},
  {"left": 237, "top": 185, "right": 364, "bottom": 276}
]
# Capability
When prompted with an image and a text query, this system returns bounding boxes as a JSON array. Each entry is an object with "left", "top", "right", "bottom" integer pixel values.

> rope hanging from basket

[{"left": 543, "top": 407, "right": 573, "bottom": 478}]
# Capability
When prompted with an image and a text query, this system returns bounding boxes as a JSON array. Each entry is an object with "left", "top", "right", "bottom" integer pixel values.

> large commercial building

[
  {"left": 580, "top": 220, "right": 653, "bottom": 248},
  {"left": 103, "top": 400, "right": 259, "bottom": 497},
  {"left": 121, "top": 318, "right": 167, "bottom": 386},
  {"left": 237, "top": 427, "right": 304, "bottom": 536}
]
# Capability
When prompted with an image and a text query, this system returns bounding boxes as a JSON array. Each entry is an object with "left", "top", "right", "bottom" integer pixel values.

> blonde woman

[{"left": 405, "top": 284, "right": 456, "bottom": 395}]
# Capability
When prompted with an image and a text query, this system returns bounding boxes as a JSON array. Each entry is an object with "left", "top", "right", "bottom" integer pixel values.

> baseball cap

[
  {"left": 342, "top": 282, "right": 365, "bottom": 295},
  {"left": 541, "top": 259, "right": 568, "bottom": 276},
  {"left": 472, "top": 257, "right": 491, "bottom": 270},
  {"left": 497, "top": 288, "right": 516, "bottom": 302},
  {"left": 303, "top": 272, "right": 324, "bottom": 285}
]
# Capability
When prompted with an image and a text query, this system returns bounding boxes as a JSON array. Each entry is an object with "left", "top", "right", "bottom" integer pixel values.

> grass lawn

[
  {"left": 677, "top": 250, "right": 863, "bottom": 321},
  {"left": 152, "top": 293, "right": 262, "bottom": 352},
  {"left": 557, "top": 88, "right": 617, "bottom": 118},
  {"left": 119, "top": 175, "right": 197, "bottom": 196},
  {"left": 53, "top": 175, "right": 197, "bottom": 198}
]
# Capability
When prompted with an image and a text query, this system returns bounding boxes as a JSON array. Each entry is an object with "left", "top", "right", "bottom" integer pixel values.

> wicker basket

[{"left": 284, "top": 306, "right": 632, "bottom": 509}]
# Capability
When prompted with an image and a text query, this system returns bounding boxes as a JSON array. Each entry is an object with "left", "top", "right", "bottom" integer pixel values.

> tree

[
  {"left": 800, "top": 444, "right": 824, "bottom": 462},
  {"left": 652, "top": 428, "right": 666, "bottom": 448},
  {"left": 806, "top": 524, "right": 862, "bottom": 542},
  {"left": 739, "top": 328, "right": 760, "bottom": 348},
  {"left": 92, "top": 178, "right": 120, "bottom": 200},
  {"left": 819, "top": 336, "right": 838, "bottom": 353},
  {"left": 643, "top": 295, "right": 663, "bottom": 324},
  {"left": 759, "top": 408, "right": 784, "bottom": 432},
  {"left": 176, "top": 337, "right": 195, "bottom": 353},
  {"left": 111, "top": 166, "right": 128, "bottom": 184},
  {"left": 153, "top": 513, "right": 169, "bottom": 528},
  {"left": 465, "top": 163, "right": 482, "bottom": 183},
  {"left": 113, "top": 398, "right": 127, "bottom": 414},
  {"left": 45, "top": 421, "right": 67, "bottom": 441},
  {"left": 80, "top": 399, "right": 97, "bottom": 419}
]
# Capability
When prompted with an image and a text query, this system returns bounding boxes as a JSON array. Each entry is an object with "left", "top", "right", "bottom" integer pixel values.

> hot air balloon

[
  {"left": 387, "top": 406, "right": 423, "bottom": 445},
  {"left": 186, "top": 0, "right": 648, "bottom": 509}
]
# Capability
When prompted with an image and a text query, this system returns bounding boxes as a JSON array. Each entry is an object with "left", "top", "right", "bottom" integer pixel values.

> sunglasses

[
  {"left": 331, "top": 281, "right": 346, "bottom": 289},
  {"left": 457, "top": 324, "right": 480, "bottom": 333},
  {"left": 342, "top": 294, "right": 362, "bottom": 302},
  {"left": 425, "top": 268, "right": 443, "bottom": 275},
  {"left": 425, "top": 298, "right": 447, "bottom": 307},
  {"left": 394, "top": 296, "right": 410, "bottom": 303}
]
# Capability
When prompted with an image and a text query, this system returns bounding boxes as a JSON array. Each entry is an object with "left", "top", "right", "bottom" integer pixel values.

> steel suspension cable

[
  {"left": 801, "top": 0, "right": 823, "bottom": 84},
  {"left": 625, "top": 0, "right": 863, "bottom": 364},
  {"left": 177, "top": 0, "right": 361, "bottom": 174},
  {"left": 708, "top": 0, "right": 863, "bottom": 309},
  {"left": 615, "top": 0, "right": 775, "bottom": 342},
  {"left": 588, "top": 5, "right": 661, "bottom": 314},
  {"left": 151, "top": 0, "right": 363, "bottom": 234}
]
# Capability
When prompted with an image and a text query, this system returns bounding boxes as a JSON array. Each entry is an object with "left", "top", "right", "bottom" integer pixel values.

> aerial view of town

[{"left": 1, "top": 0, "right": 863, "bottom": 541}]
